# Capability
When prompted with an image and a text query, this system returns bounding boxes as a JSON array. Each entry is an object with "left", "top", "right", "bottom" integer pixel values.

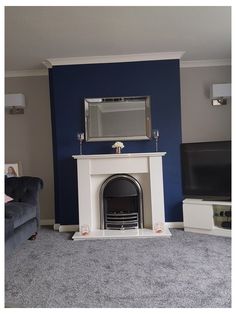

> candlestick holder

[
  {"left": 77, "top": 132, "right": 84, "bottom": 155},
  {"left": 152, "top": 129, "right": 159, "bottom": 152}
]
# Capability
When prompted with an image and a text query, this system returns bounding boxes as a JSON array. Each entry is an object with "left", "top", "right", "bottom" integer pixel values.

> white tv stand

[{"left": 183, "top": 198, "right": 231, "bottom": 237}]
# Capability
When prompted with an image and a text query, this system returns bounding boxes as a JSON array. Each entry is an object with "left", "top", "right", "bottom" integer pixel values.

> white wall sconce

[
  {"left": 5, "top": 94, "right": 26, "bottom": 114},
  {"left": 211, "top": 83, "right": 231, "bottom": 106}
]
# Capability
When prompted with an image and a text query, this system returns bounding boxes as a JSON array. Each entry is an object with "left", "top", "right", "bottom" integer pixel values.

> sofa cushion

[
  {"left": 5, "top": 194, "right": 13, "bottom": 203},
  {"left": 5, "top": 202, "right": 37, "bottom": 229}
]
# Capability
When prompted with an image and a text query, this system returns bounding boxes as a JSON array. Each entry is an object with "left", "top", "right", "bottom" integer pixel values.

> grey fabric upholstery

[
  {"left": 5, "top": 217, "right": 14, "bottom": 240},
  {"left": 5, "top": 202, "right": 37, "bottom": 229},
  {"left": 5, "top": 176, "right": 43, "bottom": 257}
]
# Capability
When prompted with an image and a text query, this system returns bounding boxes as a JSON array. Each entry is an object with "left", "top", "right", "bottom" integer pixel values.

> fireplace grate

[
  {"left": 100, "top": 174, "right": 144, "bottom": 230},
  {"left": 105, "top": 212, "right": 139, "bottom": 229}
]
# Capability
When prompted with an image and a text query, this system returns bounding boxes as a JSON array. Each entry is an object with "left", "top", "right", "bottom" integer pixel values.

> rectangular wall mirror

[{"left": 84, "top": 96, "right": 152, "bottom": 142}]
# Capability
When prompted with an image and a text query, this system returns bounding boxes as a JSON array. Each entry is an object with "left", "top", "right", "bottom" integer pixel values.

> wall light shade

[
  {"left": 211, "top": 83, "right": 231, "bottom": 106},
  {"left": 5, "top": 93, "right": 26, "bottom": 114}
]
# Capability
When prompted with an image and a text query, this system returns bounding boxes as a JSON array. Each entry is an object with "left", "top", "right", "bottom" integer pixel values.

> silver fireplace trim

[{"left": 99, "top": 174, "right": 144, "bottom": 230}]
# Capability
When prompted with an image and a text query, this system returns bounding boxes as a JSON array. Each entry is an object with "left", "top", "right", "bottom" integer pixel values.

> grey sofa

[{"left": 5, "top": 176, "right": 43, "bottom": 257}]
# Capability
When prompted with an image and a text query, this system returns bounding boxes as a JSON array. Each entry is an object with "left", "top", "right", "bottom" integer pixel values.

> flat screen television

[{"left": 181, "top": 141, "right": 231, "bottom": 201}]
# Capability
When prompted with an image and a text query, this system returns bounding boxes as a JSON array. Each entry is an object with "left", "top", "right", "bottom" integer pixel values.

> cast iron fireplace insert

[{"left": 100, "top": 174, "right": 144, "bottom": 230}]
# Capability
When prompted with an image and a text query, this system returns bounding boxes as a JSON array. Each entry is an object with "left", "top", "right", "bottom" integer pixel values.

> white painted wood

[
  {"left": 149, "top": 156, "right": 165, "bottom": 225},
  {"left": 72, "top": 227, "right": 171, "bottom": 240},
  {"left": 53, "top": 224, "right": 79, "bottom": 232},
  {"left": 58, "top": 225, "right": 79, "bottom": 232},
  {"left": 5, "top": 59, "right": 230, "bottom": 77},
  {"left": 73, "top": 152, "right": 168, "bottom": 238},
  {"left": 132, "top": 173, "right": 152, "bottom": 229},
  {"left": 73, "top": 152, "right": 166, "bottom": 160},
  {"left": 43, "top": 51, "right": 185, "bottom": 68},
  {"left": 165, "top": 222, "right": 184, "bottom": 229},
  {"left": 91, "top": 175, "right": 107, "bottom": 229},
  {"left": 183, "top": 198, "right": 231, "bottom": 206},
  {"left": 90, "top": 157, "right": 148, "bottom": 175},
  {"left": 183, "top": 198, "right": 231, "bottom": 237},
  {"left": 77, "top": 159, "right": 94, "bottom": 229},
  {"left": 53, "top": 224, "right": 60, "bottom": 231},
  {"left": 183, "top": 203, "right": 214, "bottom": 230}
]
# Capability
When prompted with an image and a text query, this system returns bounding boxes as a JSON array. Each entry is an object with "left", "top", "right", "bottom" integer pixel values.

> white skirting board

[
  {"left": 165, "top": 222, "right": 184, "bottom": 229},
  {"left": 40, "top": 219, "right": 55, "bottom": 226},
  {"left": 59, "top": 225, "right": 79, "bottom": 232}
]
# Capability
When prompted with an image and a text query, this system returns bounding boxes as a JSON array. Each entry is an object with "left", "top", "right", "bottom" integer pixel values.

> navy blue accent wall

[{"left": 49, "top": 60, "right": 183, "bottom": 224}]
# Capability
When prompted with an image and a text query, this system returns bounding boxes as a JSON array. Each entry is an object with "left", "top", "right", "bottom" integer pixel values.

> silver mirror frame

[{"left": 84, "top": 96, "right": 152, "bottom": 142}]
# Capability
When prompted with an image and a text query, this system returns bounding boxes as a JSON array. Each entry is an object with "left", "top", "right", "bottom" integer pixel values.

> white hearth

[{"left": 72, "top": 152, "right": 171, "bottom": 239}]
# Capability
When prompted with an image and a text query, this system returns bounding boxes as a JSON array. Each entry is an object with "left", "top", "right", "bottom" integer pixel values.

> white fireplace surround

[{"left": 72, "top": 152, "right": 171, "bottom": 239}]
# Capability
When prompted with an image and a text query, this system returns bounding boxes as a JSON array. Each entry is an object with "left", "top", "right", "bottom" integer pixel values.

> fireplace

[
  {"left": 72, "top": 153, "right": 171, "bottom": 239},
  {"left": 100, "top": 174, "right": 144, "bottom": 230}
]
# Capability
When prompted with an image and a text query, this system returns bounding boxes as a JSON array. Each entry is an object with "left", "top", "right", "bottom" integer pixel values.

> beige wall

[
  {"left": 5, "top": 76, "right": 54, "bottom": 222},
  {"left": 180, "top": 65, "right": 231, "bottom": 143}
]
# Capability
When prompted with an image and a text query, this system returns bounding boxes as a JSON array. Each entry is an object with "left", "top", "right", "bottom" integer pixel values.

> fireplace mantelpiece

[{"left": 72, "top": 152, "right": 171, "bottom": 239}]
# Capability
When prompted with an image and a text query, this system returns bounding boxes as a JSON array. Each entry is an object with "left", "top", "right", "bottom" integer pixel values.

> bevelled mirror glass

[{"left": 84, "top": 96, "right": 152, "bottom": 142}]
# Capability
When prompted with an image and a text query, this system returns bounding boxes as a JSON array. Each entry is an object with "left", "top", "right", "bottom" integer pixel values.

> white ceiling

[{"left": 5, "top": 6, "right": 231, "bottom": 71}]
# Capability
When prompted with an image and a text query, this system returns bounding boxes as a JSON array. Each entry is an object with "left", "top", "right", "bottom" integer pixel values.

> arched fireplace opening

[{"left": 100, "top": 174, "right": 144, "bottom": 230}]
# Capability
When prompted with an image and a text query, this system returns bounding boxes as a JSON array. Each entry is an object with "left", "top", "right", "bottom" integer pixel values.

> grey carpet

[{"left": 5, "top": 227, "right": 231, "bottom": 308}]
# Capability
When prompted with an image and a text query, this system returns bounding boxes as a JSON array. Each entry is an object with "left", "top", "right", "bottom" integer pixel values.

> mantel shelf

[{"left": 72, "top": 152, "right": 166, "bottom": 160}]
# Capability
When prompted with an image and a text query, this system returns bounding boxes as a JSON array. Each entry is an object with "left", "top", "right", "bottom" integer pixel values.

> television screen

[{"left": 181, "top": 141, "right": 231, "bottom": 201}]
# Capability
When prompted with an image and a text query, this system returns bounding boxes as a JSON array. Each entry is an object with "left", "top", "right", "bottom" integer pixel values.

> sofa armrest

[
  {"left": 5, "top": 176, "right": 43, "bottom": 227},
  {"left": 5, "top": 215, "right": 14, "bottom": 240}
]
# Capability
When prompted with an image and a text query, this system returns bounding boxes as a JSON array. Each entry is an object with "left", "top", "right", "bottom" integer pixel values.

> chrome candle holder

[
  {"left": 152, "top": 129, "right": 159, "bottom": 152},
  {"left": 77, "top": 132, "right": 84, "bottom": 155}
]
